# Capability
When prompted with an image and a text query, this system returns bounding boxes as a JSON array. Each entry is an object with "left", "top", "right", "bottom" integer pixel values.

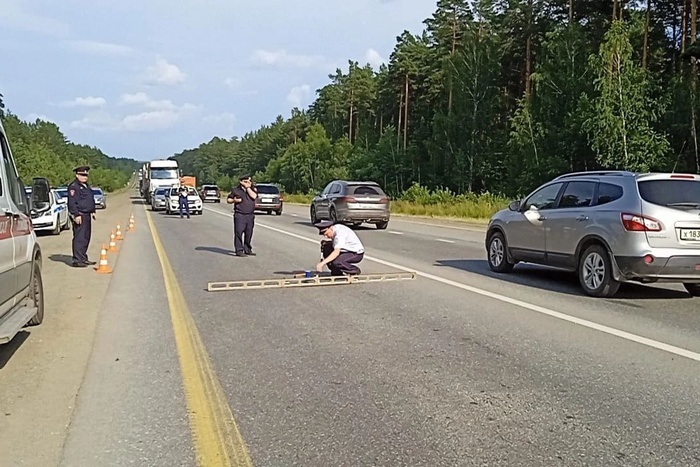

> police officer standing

[
  {"left": 67, "top": 165, "right": 97, "bottom": 268},
  {"left": 178, "top": 185, "right": 190, "bottom": 219},
  {"left": 226, "top": 174, "right": 257, "bottom": 256}
]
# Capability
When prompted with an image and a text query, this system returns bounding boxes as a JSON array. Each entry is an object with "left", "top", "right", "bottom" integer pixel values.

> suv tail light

[
  {"left": 340, "top": 196, "right": 357, "bottom": 203},
  {"left": 621, "top": 213, "right": 662, "bottom": 231}
]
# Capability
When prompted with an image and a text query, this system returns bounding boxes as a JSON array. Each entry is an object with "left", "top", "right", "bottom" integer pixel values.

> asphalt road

[{"left": 60, "top": 196, "right": 700, "bottom": 466}]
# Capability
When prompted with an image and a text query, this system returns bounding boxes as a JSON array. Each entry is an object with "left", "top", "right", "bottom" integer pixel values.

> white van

[{"left": 0, "top": 118, "right": 50, "bottom": 344}]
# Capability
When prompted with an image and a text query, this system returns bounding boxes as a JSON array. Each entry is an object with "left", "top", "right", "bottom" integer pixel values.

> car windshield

[
  {"left": 150, "top": 169, "right": 179, "bottom": 180},
  {"left": 203, "top": 186, "right": 218, "bottom": 191},
  {"left": 256, "top": 185, "right": 279, "bottom": 194},
  {"left": 92, "top": 189, "right": 103, "bottom": 195},
  {"left": 155, "top": 188, "right": 168, "bottom": 195},
  {"left": 638, "top": 179, "right": 700, "bottom": 209},
  {"left": 55, "top": 189, "right": 68, "bottom": 198}
]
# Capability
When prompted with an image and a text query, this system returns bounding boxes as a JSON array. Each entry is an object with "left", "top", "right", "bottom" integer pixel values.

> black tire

[
  {"left": 52, "top": 219, "right": 61, "bottom": 236},
  {"left": 275, "top": 210, "right": 282, "bottom": 216},
  {"left": 27, "top": 259, "right": 44, "bottom": 326},
  {"left": 487, "top": 231, "right": 515, "bottom": 273},
  {"left": 375, "top": 221, "right": 388, "bottom": 230},
  {"left": 267, "top": 210, "right": 272, "bottom": 215},
  {"left": 330, "top": 207, "right": 337, "bottom": 223},
  {"left": 683, "top": 283, "right": 700, "bottom": 296},
  {"left": 578, "top": 244, "right": 620, "bottom": 297},
  {"left": 310, "top": 206, "right": 318, "bottom": 224}
]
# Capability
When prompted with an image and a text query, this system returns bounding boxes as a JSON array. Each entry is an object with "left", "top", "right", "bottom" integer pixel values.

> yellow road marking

[{"left": 145, "top": 208, "right": 254, "bottom": 467}]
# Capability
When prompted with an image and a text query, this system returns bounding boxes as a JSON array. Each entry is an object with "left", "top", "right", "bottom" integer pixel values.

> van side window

[{"left": 0, "top": 135, "right": 26, "bottom": 210}]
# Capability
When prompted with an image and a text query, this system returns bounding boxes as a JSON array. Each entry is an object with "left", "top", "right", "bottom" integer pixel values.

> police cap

[
  {"left": 73, "top": 165, "right": 90, "bottom": 175},
  {"left": 239, "top": 174, "right": 251, "bottom": 181},
  {"left": 314, "top": 220, "right": 334, "bottom": 234}
]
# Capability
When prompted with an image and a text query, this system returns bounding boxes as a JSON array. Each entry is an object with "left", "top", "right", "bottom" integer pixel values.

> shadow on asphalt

[
  {"left": 435, "top": 259, "right": 693, "bottom": 300},
  {"left": 292, "top": 221, "right": 376, "bottom": 231},
  {"left": 0, "top": 331, "right": 30, "bottom": 369},
  {"left": 195, "top": 246, "right": 235, "bottom": 256},
  {"left": 49, "top": 254, "right": 74, "bottom": 266}
]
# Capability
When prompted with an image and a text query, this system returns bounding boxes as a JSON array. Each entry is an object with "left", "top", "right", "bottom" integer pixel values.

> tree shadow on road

[
  {"left": 0, "top": 331, "right": 30, "bottom": 369},
  {"left": 49, "top": 254, "right": 74, "bottom": 266},
  {"left": 195, "top": 246, "right": 235, "bottom": 256},
  {"left": 435, "top": 259, "right": 692, "bottom": 300}
]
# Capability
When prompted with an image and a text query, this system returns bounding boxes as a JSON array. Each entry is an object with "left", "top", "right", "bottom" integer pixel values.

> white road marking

[
  {"left": 291, "top": 213, "right": 298, "bottom": 217},
  {"left": 391, "top": 217, "right": 487, "bottom": 232},
  {"left": 203, "top": 206, "right": 700, "bottom": 363},
  {"left": 389, "top": 231, "right": 403, "bottom": 235},
  {"left": 436, "top": 239, "right": 455, "bottom": 244}
]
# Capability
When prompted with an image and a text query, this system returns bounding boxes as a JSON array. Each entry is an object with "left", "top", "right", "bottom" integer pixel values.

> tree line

[
  {"left": 0, "top": 95, "right": 140, "bottom": 192},
  {"left": 167, "top": 0, "right": 699, "bottom": 199}
]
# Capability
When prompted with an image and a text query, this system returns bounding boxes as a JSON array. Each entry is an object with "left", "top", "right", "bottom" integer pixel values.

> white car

[
  {"left": 166, "top": 186, "right": 203, "bottom": 215},
  {"left": 30, "top": 189, "right": 70, "bottom": 235}
]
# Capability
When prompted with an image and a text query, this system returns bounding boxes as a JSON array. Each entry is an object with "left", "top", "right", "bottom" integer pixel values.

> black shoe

[
  {"left": 244, "top": 251, "right": 256, "bottom": 256},
  {"left": 71, "top": 262, "right": 87, "bottom": 268},
  {"left": 235, "top": 251, "right": 245, "bottom": 257},
  {"left": 84, "top": 260, "right": 96, "bottom": 265}
]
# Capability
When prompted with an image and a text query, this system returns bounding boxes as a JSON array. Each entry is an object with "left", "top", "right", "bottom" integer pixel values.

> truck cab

[
  {"left": 0, "top": 119, "right": 49, "bottom": 344},
  {"left": 143, "top": 160, "right": 179, "bottom": 204}
]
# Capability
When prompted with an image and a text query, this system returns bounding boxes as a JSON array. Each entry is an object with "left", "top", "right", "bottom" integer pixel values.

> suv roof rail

[{"left": 553, "top": 170, "right": 635, "bottom": 180}]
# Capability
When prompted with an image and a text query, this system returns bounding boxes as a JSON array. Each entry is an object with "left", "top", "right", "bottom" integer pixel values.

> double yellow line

[{"left": 145, "top": 209, "right": 253, "bottom": 467}]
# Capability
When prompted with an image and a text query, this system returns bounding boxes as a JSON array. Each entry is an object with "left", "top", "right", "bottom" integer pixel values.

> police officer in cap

[
  {"left": 67, "top": 165, "right": 97, "bottom": 267},
  {"left": 226, "top": 174, "right": 257, "bottom": 256}
]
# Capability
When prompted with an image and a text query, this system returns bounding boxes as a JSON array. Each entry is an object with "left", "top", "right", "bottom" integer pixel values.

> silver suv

[{"left": 485, "top": 171, "right": 700, "bottom": 298}]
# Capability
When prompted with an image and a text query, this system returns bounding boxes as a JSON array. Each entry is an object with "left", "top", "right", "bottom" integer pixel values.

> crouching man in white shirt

[{"left": 314, "top": 220, "right": 365, "bottom": 276}]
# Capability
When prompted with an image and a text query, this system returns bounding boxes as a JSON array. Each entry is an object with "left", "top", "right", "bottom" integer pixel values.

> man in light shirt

[{"left": 314, "top": 220, "right": 364, "bottom": 276}]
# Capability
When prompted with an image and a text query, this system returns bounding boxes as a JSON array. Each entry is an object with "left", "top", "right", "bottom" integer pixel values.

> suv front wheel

[
  {"left": 487, "top": 231, "right": 515, "bottom": 273},
  {"left": 578, "top": 245, "right": 620, "bottom": 297}
]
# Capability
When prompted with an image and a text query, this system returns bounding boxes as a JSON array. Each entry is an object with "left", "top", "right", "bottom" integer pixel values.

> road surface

[{"left": 5, "top": 192, "right": 700, "bottom": 466}]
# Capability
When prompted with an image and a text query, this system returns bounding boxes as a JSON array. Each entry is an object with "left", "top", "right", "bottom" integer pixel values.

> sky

[{"left": 0, "top": 0, "right": 437, "bottom": 162}]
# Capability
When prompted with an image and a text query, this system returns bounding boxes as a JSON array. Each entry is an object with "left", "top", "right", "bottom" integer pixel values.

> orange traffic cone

[
  {"left": 95, "top": 244, "right": 112, "bottom": 274},
  {"left": 127, "top": 216, "right": 135, "bottom": 232},
  {"left": 116, "top": 224, "right": 123, "bottom": 240},
  {"left": 108, "top": 231, "right": 118, "bottom": 252}
]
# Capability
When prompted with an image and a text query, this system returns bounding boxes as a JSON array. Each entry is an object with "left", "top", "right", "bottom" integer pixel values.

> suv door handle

[
  {"left": 538, "top": 216, "right": 547, "bottom": 221},
  {"left": 576, "top": 215, "right": 589, "bottom": 221}
]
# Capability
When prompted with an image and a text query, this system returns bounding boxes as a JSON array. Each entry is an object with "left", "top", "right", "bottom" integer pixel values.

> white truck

[{"left": 141, "top": 159, "right": 179, "bottom": 204}]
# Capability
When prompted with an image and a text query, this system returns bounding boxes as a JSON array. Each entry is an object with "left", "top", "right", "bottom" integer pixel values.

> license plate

[
  {"left": 680, "top": 229, "right": 700, "bottom": 240},
  {"left": 353, "top": 203, "right": 382, "bottom": 209},
  {"left": 261, "top": 198, "right": 274, "bottom": 203}
]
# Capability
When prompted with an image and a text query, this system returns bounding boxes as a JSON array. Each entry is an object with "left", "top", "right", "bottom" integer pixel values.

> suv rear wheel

[
  {"left": 578, "top": 245, "right": 620, "bottom": 297},
  {"left": 27, "top": 259, "right": 44, "bottom": 326},
  {"left": 487, "top": 231, "right": 514, "bottom": 273}
]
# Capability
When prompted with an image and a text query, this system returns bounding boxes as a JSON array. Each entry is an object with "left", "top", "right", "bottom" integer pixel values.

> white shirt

[{"left": 332, "top": 224, "right": 365, "bottom": 254}]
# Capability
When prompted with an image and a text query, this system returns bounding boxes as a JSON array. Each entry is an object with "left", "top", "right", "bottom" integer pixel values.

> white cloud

[
  {"left": 251, "top": 49, "right": 326, "bottom": 68},
  {"left": 365, "top": 48, "right": 386, "bottom": 69},
  {"left": 59, "top": 96, "right": 107, "bottom": 108},
  {"left": 286, "top": 84, "right": 311, "bottom": 108},
  {"left": 0, "top": 0, "right": 69, "bottom": 37},
  {"left": 202, "top": 112, "right": 237, "bottom": 132},
  {"left": 142, "top": 57, "right": 186, "bottom": 86},
  {"left": 64, "top": 40, "right": 134, "bottom": 56}
]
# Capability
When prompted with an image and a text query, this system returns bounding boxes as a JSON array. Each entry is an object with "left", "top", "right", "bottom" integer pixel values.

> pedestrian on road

[
  {"left": 314, "top": 220, "right": 364, "bottom": 276},
  {"left": 178, "top": 186, "right": 190, "bottom": 219},
  {"left": 67, "top": 165, "right": 97, "bottom": 268},
  {"left": 227, "top": 174, "right": 257, "bottom": 256}
]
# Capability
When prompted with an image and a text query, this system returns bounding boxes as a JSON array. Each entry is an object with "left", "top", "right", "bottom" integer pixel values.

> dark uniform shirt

[
  {"left": 67, "top": 179, "right": 96, "bottom": 217},
  {"left": 228, "top": 185, "right": 256, "bottom": 215}
]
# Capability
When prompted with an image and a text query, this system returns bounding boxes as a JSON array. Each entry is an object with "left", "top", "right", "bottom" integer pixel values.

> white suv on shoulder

[{"left": 0, "top": 119, "right": 50, "bottom": 344}]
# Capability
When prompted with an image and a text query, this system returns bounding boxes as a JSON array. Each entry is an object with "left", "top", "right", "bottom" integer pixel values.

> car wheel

[
  {"left": 27, "top": 259, "right": 44, "bottom": 326},
  {"left": 275, "top": 210, "right": 282, "bottom": 216},
  {"left": 310, "top": 206, "right": 318, "bottom": 224},
  {"left": 267, "top": 210, "right": 272, "bottom": 215},
  {"left": 487, "top": 231, "right": 514, "bottom": 273},
  {"left": 375, "top": 221, "right": 388, "bottom": 230},
  {"left": 578, "top": 244, "right": 620, "bottom": 297},
  {"left": 683, "top": 283, "right": 700, "bottom": 296},
  {"left": 330, "top": 207, "right": 337, "bottom": 223},
  {"left": 52, "top": 219, "right": 61, "bottom": 235}
]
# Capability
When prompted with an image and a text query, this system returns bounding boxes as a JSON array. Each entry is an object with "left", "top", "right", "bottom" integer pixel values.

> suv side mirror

[
  {"left": 508, "top": 200, "right": 521, "bottom": 212},
  {"left": 30, "top": 177, "right": 51, "bottom": 213}
]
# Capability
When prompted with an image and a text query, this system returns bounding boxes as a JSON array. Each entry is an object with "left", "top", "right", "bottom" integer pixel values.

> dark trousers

[
  {"left": 233, "top": 213, "right": 254, "bottom": 253},
  {"left": 179, "top": 197, "right": 190, "bottom": 218},
  {"left": 321, "top": 241, "right": 363, "bottom": 276},
  {"left": 72, "top": 213, "right": 92, "bottom": 264}
]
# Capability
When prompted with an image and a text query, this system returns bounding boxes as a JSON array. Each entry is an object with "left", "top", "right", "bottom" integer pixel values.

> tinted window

[
  {"left": 256, "top": 185, "right": 280, "bottom": 194},
  {"left": 330, "top": 184, "right": 342, "bottom": 194},
  {"left": 523, "top": 183, "right": 563, "bottom": 211},
  {"left": 596, "top": 183, "right": 624, "bottom": 205},
  {"left": 350, "top": 185, "right": 383, "bottom": 196},
  {"left": 559, "top": 181, "right": 595, "bottom": 208},
  {"left": 638, "top": 180, "right": 700, "bottom": 207},
  {"left": 155, "top": 188, "right": 167, "bottom": 195},
  {"left": 92, "top": 189, "right": 103, "bottom": 195}
]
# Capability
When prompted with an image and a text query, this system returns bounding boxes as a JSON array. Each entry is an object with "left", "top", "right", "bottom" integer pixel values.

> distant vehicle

[
  {"left": 92, "top": 187, "right": 106, "bottom": 209},
  {"left": 31, "top": 189, "right": 70, "bottom": 235},
  {"left": 0, "top": 117, "right": 49, "bottom": 344},
  {"left": 151, "top": 187, "right": 169, "bottom": 211},
  {"left": 200, "top": 184, "right": 221, "bottom": 203},
  {"left": 141, "top": 159, "right": 179, "bottom": 204},
  {"left": 254, "top": 183, "right": 283, "bottom": 215},
  {"left": 166, "top": 186, "right": 202, "bottom": 215},
  {"left": 310, "top": 180, "right": 390, "bottom": 229},
  {"left": 485, "top": 171, "right": 700, "bottom": 298}
]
